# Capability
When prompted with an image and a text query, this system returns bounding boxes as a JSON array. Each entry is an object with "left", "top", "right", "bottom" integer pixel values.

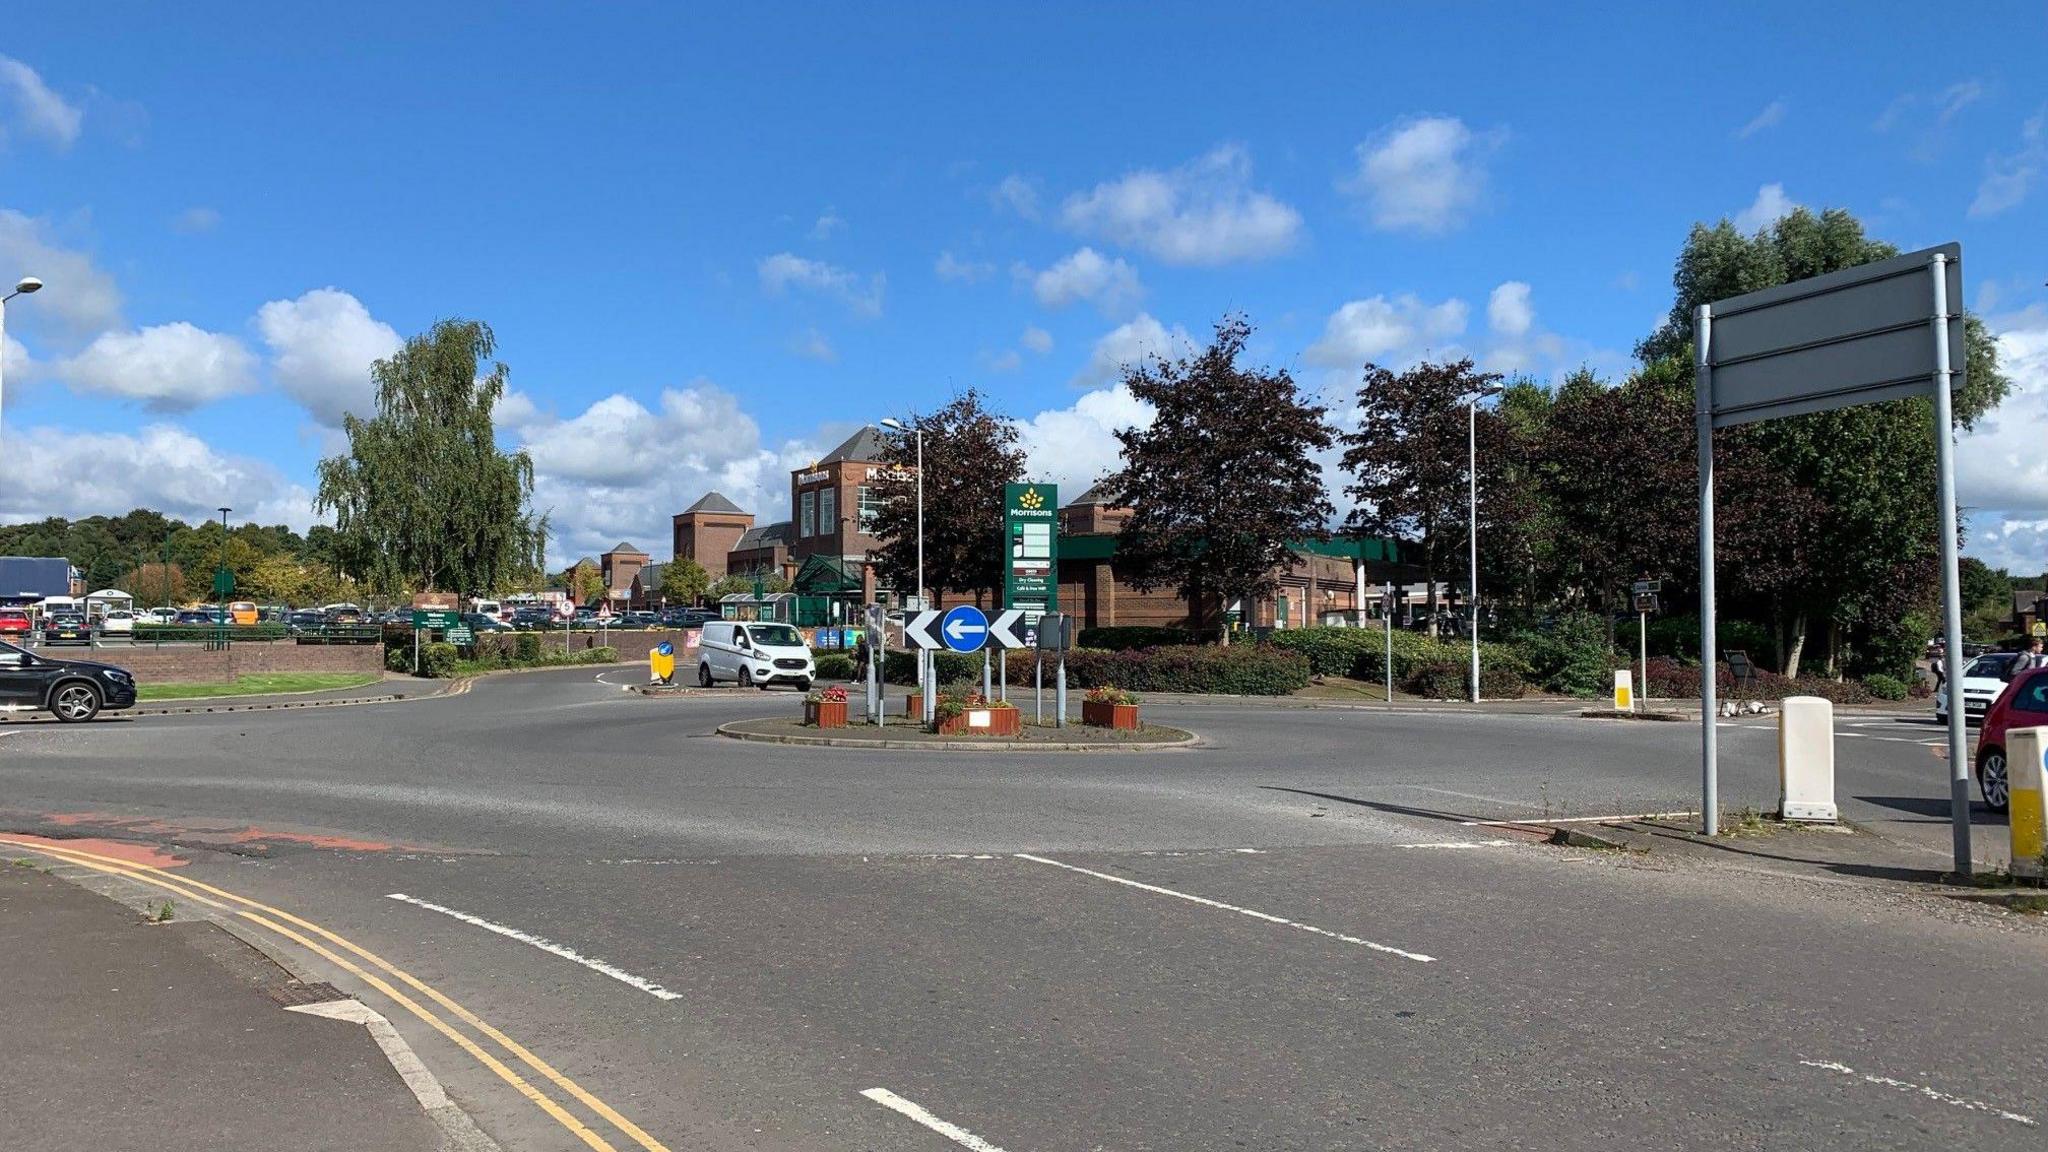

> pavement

[
  {"left": 0, "top": 664, "right": 2038, "bottom": 1151},
  {"left": 0, "top": 863, "right": 462, "bottom": 1152}
]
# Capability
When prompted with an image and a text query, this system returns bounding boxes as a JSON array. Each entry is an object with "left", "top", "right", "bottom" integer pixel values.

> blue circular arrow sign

[{"left": 940, "top": 605, "right": 989, "bottom": 653}]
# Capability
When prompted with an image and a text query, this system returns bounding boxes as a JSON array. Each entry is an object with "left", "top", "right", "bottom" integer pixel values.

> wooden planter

[
  {"left": 805, "top": 699, "right": 849, "bottom": 729},
  {"left": 934, "top": 706, "right": 1022, "bottom": 737},
  {"left": 1082, "top": 700, "right": 1140, "bottom": 730},
  {"left": 905, "top": 693, "right": 923, "bottom": 719}
]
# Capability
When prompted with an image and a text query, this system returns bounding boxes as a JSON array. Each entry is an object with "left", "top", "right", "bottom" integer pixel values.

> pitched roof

[
  {"left": 734, "top": 521, "right": 793, "bottom": 550},
  {"left": 1068, "top": 483, "right": 1119, "bottom": 506},
  {"left": 682, "top": 491, "right": 747, "bottom": 516},
  {"left": 636, "top": 561, "right": 666, "bottom": 588},
  {"left": 2018, "top": 589, "right": 2047, "bottom": 614},
  {"left": 816, "top": 426, "right": 890, "bottom": 466},
  {"left": 604, "top": 541, "right": 646, "bottom": 557}
]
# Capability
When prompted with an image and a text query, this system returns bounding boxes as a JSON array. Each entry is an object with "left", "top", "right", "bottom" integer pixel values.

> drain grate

[{"left": 265, "top": 980, "right": 345, "bottom": 1008}]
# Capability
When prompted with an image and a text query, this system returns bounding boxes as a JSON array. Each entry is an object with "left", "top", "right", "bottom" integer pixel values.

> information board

[{"left": 1003, "top": 482, "right": 1058, "bottom": 617}]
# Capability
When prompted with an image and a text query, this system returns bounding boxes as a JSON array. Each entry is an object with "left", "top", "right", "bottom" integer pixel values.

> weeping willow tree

[{"left": 315, "top": 319, "right": 546, "bottom": 596}]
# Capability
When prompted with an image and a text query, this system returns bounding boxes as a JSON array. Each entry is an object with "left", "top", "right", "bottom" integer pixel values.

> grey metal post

[
  {"left": 998, "top": 648, "right": 1007, "bottom": 703},
  {"left": 870, "top": 631, "right": 883, "bottom": 728},
  {"left": 1638, "top": 611, "right": 1648, "bottom": 714},
  {"left": 1695, "top": 303, "right": 1719, "bottom": 837},
  {"left": 1384, "top": 581, "right": 1394, "bottom": 703},
  {"left": 1930, "top": 252, "right": 1972, "bottom": 875},
  {"left": 925, "top": 651, "right": 936, "bottom": 727},
  {"left": 1035, "top": 652, "right": 1043, "bottom": 725},
  {"left": 1468, "top": 398, "right": 1481, "bottom": 703},
  {"left": 983, "top": 648, "right": 992, "bottom": 700},
  {"left": 1055, "top": 651, "right": 1067, "bottom": 728}
]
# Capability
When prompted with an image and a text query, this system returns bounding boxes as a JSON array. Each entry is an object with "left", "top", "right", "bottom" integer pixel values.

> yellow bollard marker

[
  {"left": 649, "top": 640, "right": 676, "bottom": 686},
  {"left": 2009, "top": 726, "right": 2048, "bottom": 880},
  {"left": 1613, "top": 669, "right": 1633, "bottom": 712}
]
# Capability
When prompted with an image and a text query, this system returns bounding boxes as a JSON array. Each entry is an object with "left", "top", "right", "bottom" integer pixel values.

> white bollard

[
  {"left": 2008, "top": 727, "right": 2047, "bottom": 880},
  {"left": 1777, "top": 695, "right": 1837, "bottom": 822}
]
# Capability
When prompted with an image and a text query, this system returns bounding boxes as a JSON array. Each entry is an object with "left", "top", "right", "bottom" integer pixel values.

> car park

[
  {"left": 696, "top": 620, "right": 814, "bottom": 690},
  {"left": 462, "top": 612, "right": 514, "bottom": 632},
  {"left": 660, "top": 608, "right": 712, "bottom": 629},
  {"left": 0, "top": 638, "right": 136, "bottom": 722},
  {"left": 99, "top": 609, "right": 136, "bottom": 636},
  {"left": 287, "top": 609, "right": 328, "bottom": 634},
  {"left": 1935, "top": 652, "right": 2017, "bottom": 725},
  {"left": 137, "top": 608, "right": 177, "bottom": 625},
  {"left": 41, "top": 614, "right": 92, "bottom": 647},
  {"left": 509, "top": 607, "right": 555, "bottom": 630},
  {"left": 1972, "top": 666, "right": 2048, "bottom": 813},
  {"left": 175, "top": 609, "right": 219, "bottom": 625},
  {"left": 624, "top": 611, "right": 660, "bottom": 628}
]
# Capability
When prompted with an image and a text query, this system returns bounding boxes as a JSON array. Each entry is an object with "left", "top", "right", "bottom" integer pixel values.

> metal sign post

[
  {"left": 1632, "top": 581, "right": 1659, "bottom": 714},
  {"left": 1382, "top": 583, "right": 1396, "bottom": 703},
  {"left": 1696, "top": 242, "right": 1971, "bottom": 870}
]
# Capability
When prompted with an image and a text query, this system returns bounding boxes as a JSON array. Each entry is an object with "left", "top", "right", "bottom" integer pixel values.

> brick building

[
  {"left": 599, "top": 542, "right": 648, "bottom": 606},
  {"left": 671, "top": 492, "right": 752, "bottom": 579},
  {"left": 790, "top": 427, "right": 893, "bottom": 565},
  {"left": 725, "top": 522, "right": 794, "bottom": 577}
]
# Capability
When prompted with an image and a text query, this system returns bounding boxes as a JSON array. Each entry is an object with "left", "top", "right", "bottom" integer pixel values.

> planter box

[
  {"left": 906, "top": 692, "right": 923, "bottom": 719},
  {"left": 934, "top": 706, "right": 1022, "bottom": 737},
  {"left": 1082, "top": 700, "right": 1140, "bottom": 730},
  {"left": 805, "top": 699, "right": 849, "bottom": 729}
]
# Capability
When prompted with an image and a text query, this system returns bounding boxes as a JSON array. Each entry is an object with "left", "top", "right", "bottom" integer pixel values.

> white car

[
  {"left": 696, "top": 620, "right": 815, "bottom": 690},
  {"left": 1935, "top": 652, "right": 2017, "bottom": 725},
  {"left": 136, "top": 608, "right": 177, "bottom": 625},
  {"left": 98, "top": 610, "right": 136, "bottom": 635}
]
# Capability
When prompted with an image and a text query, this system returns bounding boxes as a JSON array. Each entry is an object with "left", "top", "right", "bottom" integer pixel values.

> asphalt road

[{"left": 0, "top": 667, "right": 2037, "bottom": 1151}]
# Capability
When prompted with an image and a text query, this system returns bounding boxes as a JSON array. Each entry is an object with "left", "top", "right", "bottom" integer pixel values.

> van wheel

[
  {"left": 52, "top": 681, "right": 101, "bottom": 723},
  {"left": 738, "top": 668, "right": 753, "bottom": 689},
  {"left": 698, "top": 663, "right": 714, "bottom": 688},
  {"left": 796, "top": 679, "right": 813, "bottom": 693}
]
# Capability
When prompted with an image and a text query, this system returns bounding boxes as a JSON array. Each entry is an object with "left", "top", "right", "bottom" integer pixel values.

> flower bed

[
  {"left": 932, "top": 689, "right": 1020, "bottom": 736},
  {"left": 804, "top": 684, "right": 849, "bottom": 728},
  {"left": 1081, "top": 685, "right": 1140, "bottom": 730}
]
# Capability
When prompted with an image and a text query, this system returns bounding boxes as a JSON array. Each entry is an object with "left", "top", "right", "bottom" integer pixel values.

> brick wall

[{"left": 91, "top": 642, "right": 381, "bottom": 684}]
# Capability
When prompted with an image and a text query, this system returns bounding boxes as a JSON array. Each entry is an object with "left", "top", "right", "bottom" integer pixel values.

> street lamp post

[
  {"left": 1467, "top": 385, "right": 1503, "bottom": 704},
  {"left": 878, "top": 418, "right": 929, "bottom": 725},
  {"left": 1, "top": 276, "right": 45, "bottom": 456}
]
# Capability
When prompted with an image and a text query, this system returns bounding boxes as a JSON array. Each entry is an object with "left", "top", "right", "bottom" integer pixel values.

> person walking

[{"left": 2014, "top": 635, "right": 2048, "bottom": 675}]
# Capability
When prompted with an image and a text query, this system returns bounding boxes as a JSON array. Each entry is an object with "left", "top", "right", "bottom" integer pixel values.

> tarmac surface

[{"left": 0, "top": 665, "right": 2036, "bottom": 1151}]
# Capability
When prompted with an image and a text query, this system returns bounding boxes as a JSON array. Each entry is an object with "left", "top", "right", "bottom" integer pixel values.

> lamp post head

[
  {"left": 13, "top": 277, "right": 42, "bottom": 295},
  {"left": 878, "top": 418, "right": 906, "bottom": 432}
]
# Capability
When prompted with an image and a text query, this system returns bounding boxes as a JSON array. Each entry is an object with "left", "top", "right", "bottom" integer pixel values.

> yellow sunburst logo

[{"left": 1018, "top": 487, "right": 1044, "bottom": 510}]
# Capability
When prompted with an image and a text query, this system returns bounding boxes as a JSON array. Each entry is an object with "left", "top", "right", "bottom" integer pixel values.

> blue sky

[{"left": 2, "top": 4, "right": 2043, "bottom": 569}]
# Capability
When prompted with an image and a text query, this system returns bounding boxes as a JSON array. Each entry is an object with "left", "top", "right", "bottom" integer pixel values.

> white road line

[
  {"left": 1012, "top": 852, "right": 1434, "bottom": 963},
  {"left": 1394, "top": 839, "right": 1515, "bottom": 849},
  {"left": 1800, "top": 1059, "right": 2036, "bottom": 1127},
  {"left": 1460, "top": 811, "right": 1693, "bottom": 827},
  {"left": 385, "top": 892, "right": 683, "bottom": 1001},
  {"left": 861, "top": 1087, "right": 1011, "bottom": 1152}
]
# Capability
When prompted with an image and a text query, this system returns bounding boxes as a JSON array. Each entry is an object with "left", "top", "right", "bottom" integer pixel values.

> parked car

[
  {"left": 509, "top": 607, "right": 555, "bottom": 630},
  {"left": 41, "top": 613, "right": 92, "bottom": 647},
  {"left": 99, "top": 609, "right": 136, "bottom": 635},
  {"left": 0, "top": 638, "right": 137, "bottom": 722},
  {"left": 1973, "top": 666, "right": 2048, "bottom": 813},
  {"left": 287, "top": 609, "right": 328, "bottom": 634},
  {"left": 696, "top": 620, "right": 814, "bottom": 690},
  {"left": 461, "top": 612, "right": 514, "bottom": 632},
  {"left": 1935, "top": 652, "right": 2018, "bottom": 726},
  {"left": 624, "top": 611, "right": 660, "bottom": 628},
  {"left": 137, "top": 608, "right": 177, "bottom": 625},
  {"left": 175, "top": 609, "right": 220, "bottom": 626},
  {"left": 660, "top": 608, "right": 712, "bottom": 629},
  {"left": 0, "top": 609, "right": 30, "bottom": 636}
]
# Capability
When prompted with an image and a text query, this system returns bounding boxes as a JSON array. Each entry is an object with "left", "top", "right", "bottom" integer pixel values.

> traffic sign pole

[{"left": 1930, "top": 251, "right": 1972, "bottom": 874}]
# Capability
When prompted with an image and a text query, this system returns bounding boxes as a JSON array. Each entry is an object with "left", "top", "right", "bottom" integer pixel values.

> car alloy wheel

[
  {"left": 738, "top": 668, "right": 752, "bottom": 688},
  {"left": 1979, "top": 749, "right": 2010, "bottom": 813},
  {"left": 52, "top": 682, "right": 101, "bottom": 723},
  {"left": 698, "top": 663, "right": 714, "bottom": 688}
]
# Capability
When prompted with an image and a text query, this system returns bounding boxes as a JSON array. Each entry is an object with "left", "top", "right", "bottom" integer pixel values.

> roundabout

[{"left": 715, "top": 714, "right": 1198, "bottom": 751}]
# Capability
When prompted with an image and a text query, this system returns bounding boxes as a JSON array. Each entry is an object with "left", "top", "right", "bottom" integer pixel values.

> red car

[
  {"left": 0, "top": 609, "right": 29, "bottom": 636},
  {"left": 1975, "top": 666, "right": 2048, "bottom": 813}
]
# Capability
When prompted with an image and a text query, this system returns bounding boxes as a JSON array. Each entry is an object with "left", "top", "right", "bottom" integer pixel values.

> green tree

[
  {"left": 870, "top": 389, "right": 1027, "bottom": 606},
  {"left": 656, "top": 558, "right": 711, "bottom": 605},
  {"left": 315, "top": 320, "right": 545, "bottom": 597},
  {"left": 1106, "top": 316, "right": 1334, "bottom": 644},
  {"left": 709, "top": 572, "right": 791, "bottom": 599}
]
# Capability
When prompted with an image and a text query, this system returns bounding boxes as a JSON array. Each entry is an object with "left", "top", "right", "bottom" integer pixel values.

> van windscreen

[{"left": 748, "top": 624, "right": 803, "bottom": 647}]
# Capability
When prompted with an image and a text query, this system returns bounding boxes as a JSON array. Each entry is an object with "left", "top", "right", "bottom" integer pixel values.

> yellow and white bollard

[
  {"left": 1777, "top": 696, "right": 1837, "bottom": 822},
  {"left": 1613, "top": 669, "right": 1633, "bottom": 712},
  {"left": 2008, "top": 726, "right": 2048, "bottom": 880}
]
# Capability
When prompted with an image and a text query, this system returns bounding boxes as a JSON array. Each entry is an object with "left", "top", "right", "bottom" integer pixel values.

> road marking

[
  {"left": 1460, "top": 811, "right": 1693, "bottom": 827},
  {"left": 0, "top": 836, "right": 672, "bottom": 1152},
  {"left": 289, "top": 998, "right": 452, "bottom": 1110},
  {"left": 1394, "top": 839, "right": 1516, "bottom": 849},
  {"left": 1799, "top": 1059, "right": 2036, "bottom": 1127},
  {"left": 861, "top": 1087, "right": 1011, "bottom": 1152},
  {"left": 386, "top": 892, "right": 682, "bottom": 1001},
  {"left": 1013, "top": 852, "right": 1433, "bottom": 963}
]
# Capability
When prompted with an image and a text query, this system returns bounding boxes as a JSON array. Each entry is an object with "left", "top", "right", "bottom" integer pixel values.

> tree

[
  {"left": 1106, "top": 316, "right": 1334, "bottom": 644},
  {"left": 563, "top": 561, "right": 605, "bottom": 606},
  {"left": 655, "top": 558, "right": 710, "bottom": 605},
  {"left": 1339, "top": 359, "right": 1515, "bottom": 635},
  {"left": 117, "top": 562, "right": 186, "bottom": 608},
  {"left": 869, "top": 388, "right": 1026, "bottom": 606},
  {"left": 708, "top": 572, "right": 791, "bottom": 599},
  {"left": 315, "top": 319, "right": 546, "bottom": 597}
]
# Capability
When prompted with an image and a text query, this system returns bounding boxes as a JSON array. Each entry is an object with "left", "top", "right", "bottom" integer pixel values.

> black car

[
  {"left": 287, "top": 609, "right": 328, "bottom": 634},
  {"left": 509, "top": 607, "right": 555, "bottom": 630},
  {"left": 40, "top": 613, "right": 92, "bottom": 647},
  {"left": 661, "top": 608, "right": 712, "bottom": 629},
  {"left": 461, "top": 612, "right": 514, "bottom": 632},
  {"left": 0, "top": 639, "right": 136, "bottom": 721}
]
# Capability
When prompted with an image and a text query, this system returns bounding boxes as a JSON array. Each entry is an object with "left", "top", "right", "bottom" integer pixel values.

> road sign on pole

[
  {"left": 940, "top": 605, "right": 988, "bottom": 653},
  {"left": 987, "top": 609, "right": 1029, "bottom": 650},
  {"left": 903, "top": 610, "right": 943, "bottom": 650},
  {"left": 1695, "top": 242, "right": 1973, "bottom": 873}
]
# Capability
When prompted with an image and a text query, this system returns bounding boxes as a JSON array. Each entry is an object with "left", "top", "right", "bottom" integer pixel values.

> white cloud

[
  {"left": 1733, "top": 182, "right": 1799, "bottom": 232},
  {"left": 934, "top": 250, "right": 994, "bottom": 283},
  {"left": 1876, "top": 81, "right": 1984, "bottom": 134},
  {"left": 790, "top": 327, "right": 836, "bottom": 362},
  {"left": 172, "top": 207, "right": 220, "bottom": 234},
  {"left": 2, "top": 332, "right": 31, "bottom": 380},
  {"left": 1486, "top": 281, "right": 1533, "bottom": 338},
  {"left": 990, "top": 174, "right": 1041, "bottom": 220},
  {"left": 1958, "top": 305, "right": 2048, "bottom": 518},
  {"left": 1071, "top": 312, "right": 1196, "bottom": 389},
  {"left": 809, "top": 209, "right": 844, "bottom": 240},
  {"left": 255, "top": 288, "right": 404, "bottom": 426},
  {"left": 511, "top": 381, "right": 823, "bottom": 565},
  {"left": 1024, "top": 247, "right": 1144, "bottom": 314},
  {"left": 1736, "top": 100, "right": 1786, "bottom": 140},
  {"left": 0, "top": 209, "right": 123, "bottom": 338},
  {"left": 55, "top": 322, "right": 258, "bottom": 412},
  {"left": 1012, "top": 383, "right": 1154, "bottom": 495},
  {"left": 0, "top": 423, "right": 314, "bottom": 529},
  {"left": 1305, "top": 294, "right": 1469, "bottom": 369},
  {"left": 1060, "top": 144, "right": 1302, "bottom": 265},
  {"left": 985, "top": 349, "right": 1022, "bottom": 373},
  {"left": 1341, "top": 116, "right": 1502, "bottom": 234},
  {"left": 0, "top": 56, "right": 83, "bottom": 147},
  {"left": 1969, "top": 111, "right": 2045, "bottom": 219},
  {"left": 1973, "top": 518, "right": 2048, "bottom": 576},
  {"left": 757, "top": 252, "right": 885, "bottom": 317},
  {"left": 1020, "top": 325, "right": 1054, "bottom": 355}
]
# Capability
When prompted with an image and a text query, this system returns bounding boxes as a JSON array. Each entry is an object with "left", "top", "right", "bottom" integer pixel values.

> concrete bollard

[
  {"left": 2009, "top": 726, "right": 2048, "bottom": 880},
  {"left": 1777, "top": 695, "right": 1837, "bottom": 822}
]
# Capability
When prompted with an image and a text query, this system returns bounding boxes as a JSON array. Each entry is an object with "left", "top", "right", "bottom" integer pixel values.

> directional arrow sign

[
  {"left": 903, "top": 610, "right": 943, "bottom": 650},
  {"left": 987, "top": 609, "right": 1029, "bottom": 650},
  {"left": 940, "top": 605, "right": 988, "bottom": 653}
]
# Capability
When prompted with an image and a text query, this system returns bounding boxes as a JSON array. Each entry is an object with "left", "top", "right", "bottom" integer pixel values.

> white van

[{"left": 697, "top": 620, "right": 815, "bottom": 690}]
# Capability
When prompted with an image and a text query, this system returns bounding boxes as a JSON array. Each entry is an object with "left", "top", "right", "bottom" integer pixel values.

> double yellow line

[{"left": 0, "top": 835, "right": 670, "bottom": 1152}]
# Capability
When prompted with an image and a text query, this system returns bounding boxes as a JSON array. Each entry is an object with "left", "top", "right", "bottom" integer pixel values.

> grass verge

[{"left": 136, "top": 672, "right": 382, "bottom": 701}]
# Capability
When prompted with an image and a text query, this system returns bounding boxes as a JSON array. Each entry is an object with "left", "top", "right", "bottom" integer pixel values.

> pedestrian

[
  {"left": 852, "top": 627, "right": 872, "bottom": 683},
  {"left": 2015, "top": 636, "right": 2047, "bottom": 675}
]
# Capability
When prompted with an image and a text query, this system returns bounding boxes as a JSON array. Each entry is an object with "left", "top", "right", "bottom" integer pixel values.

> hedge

[
  {"left": 1404, "top": 658, "right": 1528, "bottom": 700},
  {"left": 1266, "top": 627, "right": 1531, "bottom": 690},
  {"left": 815, "top": 653, "right": 857, "bottom": 681},
  {"left": 885, "top": 643, "right": 1311, "bottom": 695},
  {"left": 1076, "top": 626, "right": 1200, "bottom": 651},
  {"left": 1642, "top": 656, "right": 1874, "bottom": 705}
]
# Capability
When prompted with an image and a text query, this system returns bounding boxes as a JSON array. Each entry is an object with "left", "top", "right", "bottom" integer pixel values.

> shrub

[
  {"left": 1862, "top": 673, "right": 1909, "bottom": 700},
  {"left": 515, "top": 632, "right": 541, "bottom": 662},
  {"left": 815, "top": 653, "right": 857, "bottom": 681},
  {"left": 1266, "top": 626, "right": 1509, "bottom": 686},
  {"left": 884, "top": 650, "right": 983, "bottom": 685},
  {"left": 421, "top": 642, "right": 459, "bottom": 678},
  {"left": 1647, "top": 614, "right": 1773, "bottom": 664},
  {"left": 1512, "top": 612, "right": 1616, "bottom": 697},
  {"left": 1061, "top": 644, "right": 1310, "bottom": 695},
  {"left": 1086, "top": 685, "right": 1138, "bottom": 705},
  {"left": 1404, "top": 658, "right": 1528, "bottom": 700},
  {"left": 1643, "top": 655, "right": 1872, "bottom": 705},
  {"left": 1266, "top": 627, "right": 1383, "bottom": 677},
  {"left": 1077, "top": 625, "right": 1200, "bottom": 650},
  {"left": 385, "top": 646, "right": 411, "bottom": 672}
]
